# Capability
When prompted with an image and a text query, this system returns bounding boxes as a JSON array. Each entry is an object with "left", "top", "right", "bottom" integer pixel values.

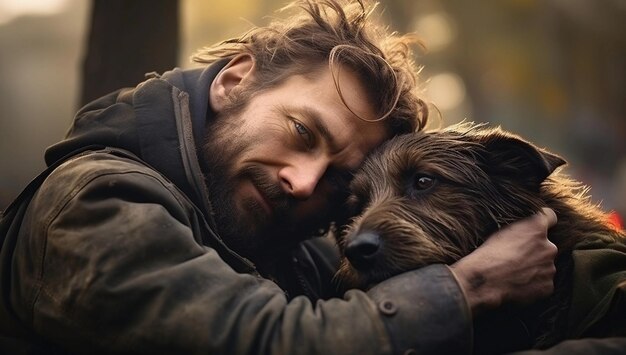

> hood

[{"left": 44, "top": 61, "right": 228, "bottom": 217}]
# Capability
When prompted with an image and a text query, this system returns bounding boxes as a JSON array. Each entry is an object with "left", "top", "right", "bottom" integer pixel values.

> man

[{"left": 0, "top": 1, "right": 559, "bottom": 354}]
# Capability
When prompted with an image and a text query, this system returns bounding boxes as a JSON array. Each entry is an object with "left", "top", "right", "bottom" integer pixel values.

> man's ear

[
  {"left": 476, "top": 128, "right": 566, "bottom": 189},
  {"left": 209, "top": 54, "right": 255, "bottom": 113}
]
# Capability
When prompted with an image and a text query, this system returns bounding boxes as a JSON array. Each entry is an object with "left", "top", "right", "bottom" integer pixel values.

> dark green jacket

[
  {"left": 0, "top": 63, "right": 472, "bottom": 354},
  {"left": 480, "top": 236, "right": 626, "bottom": 354}
]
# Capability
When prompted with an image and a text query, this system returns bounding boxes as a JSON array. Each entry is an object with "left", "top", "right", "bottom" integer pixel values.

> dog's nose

[{"left": 345, "top": 231, "right": 381, "bottom": 270}]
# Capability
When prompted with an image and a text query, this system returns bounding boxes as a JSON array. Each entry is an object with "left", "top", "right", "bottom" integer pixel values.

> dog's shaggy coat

[{"left": 335, "top": 124, "right": 626, "bottom": 351}]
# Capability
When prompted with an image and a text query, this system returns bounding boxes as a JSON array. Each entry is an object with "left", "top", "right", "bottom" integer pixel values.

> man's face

[{"left": 203, "top": 64, "right": 387, "bottom": 260}]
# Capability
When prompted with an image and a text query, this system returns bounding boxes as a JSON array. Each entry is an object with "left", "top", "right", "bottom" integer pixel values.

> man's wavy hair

[{"left": 192, "top": 0, "right": 428, "bottom": 135}]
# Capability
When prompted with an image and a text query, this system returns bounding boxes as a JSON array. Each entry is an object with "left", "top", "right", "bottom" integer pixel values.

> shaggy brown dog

[{"left": 335, "top": 124, "right": 626, "bottom": 351}]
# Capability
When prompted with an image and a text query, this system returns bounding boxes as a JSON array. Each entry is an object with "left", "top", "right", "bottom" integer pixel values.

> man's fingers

[
  {"left": 540, "top": 207, "right": 558, "bottom": 228},
  {"left": 538, "top": 208, "right": 559, "bottom": 258}
]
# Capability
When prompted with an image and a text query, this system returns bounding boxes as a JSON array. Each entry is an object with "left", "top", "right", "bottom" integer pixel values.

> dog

[{"left": 334, "top": 123, "right": 626, "bottom": 351}]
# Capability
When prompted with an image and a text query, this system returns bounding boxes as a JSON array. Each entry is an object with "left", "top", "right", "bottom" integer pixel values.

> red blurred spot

[{"left": 608, "top": 211, "right": 623, "bottom": 231}]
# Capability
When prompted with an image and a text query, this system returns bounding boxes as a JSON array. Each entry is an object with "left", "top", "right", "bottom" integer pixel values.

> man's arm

[{"left": 363, "top": 209, "right": 558, "bottom": 354}]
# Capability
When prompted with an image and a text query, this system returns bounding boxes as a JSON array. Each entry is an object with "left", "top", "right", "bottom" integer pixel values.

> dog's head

[{"left": 335, "top": 124, "right": 566, "bottom": 290}]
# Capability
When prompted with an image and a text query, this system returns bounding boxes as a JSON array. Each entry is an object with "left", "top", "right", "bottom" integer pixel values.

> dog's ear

[{"left": 477, "top": 129, "right": 566, "bottom": 188}]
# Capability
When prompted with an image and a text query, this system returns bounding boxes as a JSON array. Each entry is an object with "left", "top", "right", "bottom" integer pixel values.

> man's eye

[{"left": 293, "top": 120, "right": 313, "bottom": 147}]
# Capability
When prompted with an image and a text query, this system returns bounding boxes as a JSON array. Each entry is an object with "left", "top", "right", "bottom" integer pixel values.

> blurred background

[{"left": 0, "top": 0, "right": 624, "bottom": 222}]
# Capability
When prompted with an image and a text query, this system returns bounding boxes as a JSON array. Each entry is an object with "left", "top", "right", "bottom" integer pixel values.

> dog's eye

[{"left": 414, "top": 175, "right": 436, "bottom": 190}]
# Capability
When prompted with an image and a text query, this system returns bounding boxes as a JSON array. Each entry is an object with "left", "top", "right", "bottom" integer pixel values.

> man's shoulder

[
  {"left": 45, "top": 148, "right": 160, "bottom": 186},
  {"left": 34, "top": 149, "right": 183, "bottom": 215}
]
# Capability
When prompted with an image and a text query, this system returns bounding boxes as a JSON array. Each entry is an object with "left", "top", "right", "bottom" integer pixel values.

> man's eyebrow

[{"left": 296, "top": 106, "right": 339, "bottom": 152}]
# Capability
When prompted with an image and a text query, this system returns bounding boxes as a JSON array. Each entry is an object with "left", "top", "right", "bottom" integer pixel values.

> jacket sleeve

[{"left": 11, "top": 152, "right": 472, "bottom": 355}]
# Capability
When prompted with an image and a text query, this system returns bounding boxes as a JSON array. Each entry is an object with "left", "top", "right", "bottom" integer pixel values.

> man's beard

[{"left": 201, "top": 102, "right": 335, "bottom": 262}]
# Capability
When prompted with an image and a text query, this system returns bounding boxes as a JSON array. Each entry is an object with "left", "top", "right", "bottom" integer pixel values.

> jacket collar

[{"left": 160, "top": 59, "right": 228, "bottom": 149}]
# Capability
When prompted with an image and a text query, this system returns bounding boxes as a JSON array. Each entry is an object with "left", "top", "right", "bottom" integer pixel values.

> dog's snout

[{"left": 344, "top": 231, "right": 382, "bottom": 270}]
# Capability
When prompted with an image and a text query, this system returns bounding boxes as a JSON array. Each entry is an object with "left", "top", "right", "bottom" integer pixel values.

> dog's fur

[{"left": 334, "top": 124, "right": 625, "bottom": 349}]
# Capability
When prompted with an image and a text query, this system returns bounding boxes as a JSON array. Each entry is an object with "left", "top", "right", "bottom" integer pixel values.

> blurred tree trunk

[{"left": 80, "top": 0, "right": 179, "bottom": 106}]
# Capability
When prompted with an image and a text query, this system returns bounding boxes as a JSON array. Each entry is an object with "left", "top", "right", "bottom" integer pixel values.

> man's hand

[{"left": 450, "top": 208, "right": 558, "bottom": 316}]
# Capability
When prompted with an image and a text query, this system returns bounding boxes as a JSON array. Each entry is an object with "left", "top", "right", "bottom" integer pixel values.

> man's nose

[{"left": 278, "top": 159, "right": 328, "bottom": 200}]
